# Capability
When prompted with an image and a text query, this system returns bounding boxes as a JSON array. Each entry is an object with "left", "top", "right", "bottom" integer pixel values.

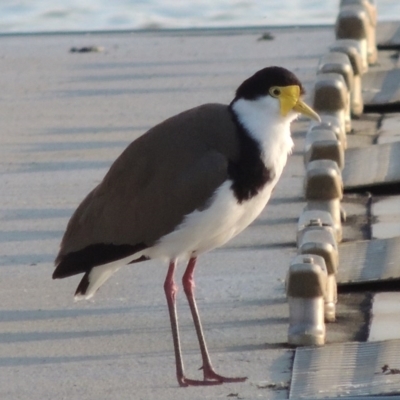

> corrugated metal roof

[
  {"left": 289, "top": 340, "right": 400, "bottom": 398},
  {"left": 337, "top": 236, "right": 400, "bottom": 284},
  {"left": 372, "top": 195, "right": 400, "bottom": 239},
  {"left": 377, "top": 21, "right": 400, "bottom": 49},
  {"left": 369, "top": 293, "right": 400, "bottom": 342},
  {"left": 362, "top": 69, "right": 400, "bottom": 105},
  {"left": 342, "top": 142, "right": 400, "bottom": 189}
]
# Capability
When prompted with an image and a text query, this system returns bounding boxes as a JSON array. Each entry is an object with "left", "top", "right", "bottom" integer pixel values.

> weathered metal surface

[
  {"left": 362, "top": 68, "right": 400, "bottom": 105},
  {"left": 377, "top": 114, "right": 400, "bottom": 144},
  {"left": 377, "top": 21, "right": 400, "bottom": 49},
  {"left": 343, "top": 141, "right": 400, "bottom": 189},
  {"left": 372, "top": 195, "right": 400, "bottom": 239},
  {"left": 337, "top": 236, "right": 400, "bottom": 284},
  {"left": 289, "top": 340, "right": 400, "bottom": 399},
  {"left": 369, "top": 293, "right": 400, "bottom": 342}
]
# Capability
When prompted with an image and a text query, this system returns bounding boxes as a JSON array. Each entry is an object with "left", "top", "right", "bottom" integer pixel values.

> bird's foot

[
  {"left": 177, "top": 366, "right": 247, "bottom": 387},
  {"left": 202, "top": 365, "right": 247, "bottom": 383},
  {"left": 178, "top": 376, "right": 222, "bottom": 387}
]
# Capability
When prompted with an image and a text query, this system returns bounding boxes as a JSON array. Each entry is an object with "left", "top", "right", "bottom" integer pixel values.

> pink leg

[
  {"left": 164, "top": 261, "right": 221, "bottom": 387},
  {"left": 182, "top": 257, "right": 247, "bottom": 384}
]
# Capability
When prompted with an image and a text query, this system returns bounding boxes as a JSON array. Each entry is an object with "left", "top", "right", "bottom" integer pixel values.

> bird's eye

[{"left": 269, "top": 87, "right": 281, "bottom": 97}]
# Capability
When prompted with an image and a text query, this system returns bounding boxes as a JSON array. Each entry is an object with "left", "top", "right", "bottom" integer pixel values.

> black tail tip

[{"left": 75, "top": 273, "right": 90, "bottom": 296}]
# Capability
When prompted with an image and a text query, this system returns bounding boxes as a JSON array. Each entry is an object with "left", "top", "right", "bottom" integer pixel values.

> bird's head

[{"left": 232, "top": 66, "right": 320, "bottom": 122}]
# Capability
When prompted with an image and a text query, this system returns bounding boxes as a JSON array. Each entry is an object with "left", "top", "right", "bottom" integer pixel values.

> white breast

[
  {"left": 145, "top": 178, "right": 276, "bottom": 262},
  {"left": 231, "top": 96, "right": 295, "bottom": 171}
]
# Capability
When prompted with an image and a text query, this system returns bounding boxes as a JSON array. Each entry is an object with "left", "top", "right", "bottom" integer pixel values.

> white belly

[{"left": 145, "top": 178, "right": 278, "bottom": 262}]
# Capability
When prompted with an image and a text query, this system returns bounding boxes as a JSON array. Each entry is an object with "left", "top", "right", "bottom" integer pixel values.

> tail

[
  {"left": 53, "top": 243, "right": 148, "bottom": 299},
  {"left": 74, "top": 255, "right": 150, "bottom": 300},
  {"left": 74, "top": 262, "right": 124, "bottom": 300}
]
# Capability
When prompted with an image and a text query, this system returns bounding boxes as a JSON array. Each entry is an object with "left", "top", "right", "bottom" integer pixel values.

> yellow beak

[{"left": 279, "top": 85, "right": 320, "bottom": 122}]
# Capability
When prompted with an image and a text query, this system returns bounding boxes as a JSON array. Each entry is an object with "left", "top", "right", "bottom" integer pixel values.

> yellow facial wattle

[{"left": 270, "top": 84, "right": 320, "bottom": 121}]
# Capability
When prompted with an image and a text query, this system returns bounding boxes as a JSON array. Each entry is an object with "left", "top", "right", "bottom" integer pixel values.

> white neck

[{"left": 231, "top": 97, "right": 296, "bottom": 169}]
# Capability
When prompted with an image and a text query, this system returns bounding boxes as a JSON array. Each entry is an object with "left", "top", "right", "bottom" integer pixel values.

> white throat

[{"left": 231, "top": 96, "right": 296, "bottom": 168}]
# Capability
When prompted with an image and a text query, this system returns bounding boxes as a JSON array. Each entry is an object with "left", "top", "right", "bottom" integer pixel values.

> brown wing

[{"left": 54, "top": 104, "right": 240, "bottom": 276}]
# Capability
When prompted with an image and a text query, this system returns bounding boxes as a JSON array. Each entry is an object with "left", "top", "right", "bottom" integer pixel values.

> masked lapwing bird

[{"left": 53, "top": 66, "right": 319, "bottom": 387}]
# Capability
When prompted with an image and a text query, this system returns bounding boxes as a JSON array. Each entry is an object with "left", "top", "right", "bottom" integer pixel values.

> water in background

[{"left": 0, "top": 0, "right": 399, "bottom": 34}]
